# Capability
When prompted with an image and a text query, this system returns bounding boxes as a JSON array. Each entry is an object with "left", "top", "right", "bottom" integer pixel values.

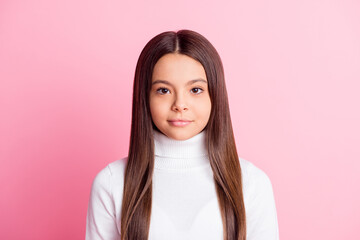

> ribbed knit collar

[{"left": 153, "top": 129, "right": 209, "bottom": 170}]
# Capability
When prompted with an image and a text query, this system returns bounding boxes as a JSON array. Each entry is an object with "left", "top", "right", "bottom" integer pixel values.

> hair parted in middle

[{"left": 121, "top": 29, "right": 246, "bottom": 240}]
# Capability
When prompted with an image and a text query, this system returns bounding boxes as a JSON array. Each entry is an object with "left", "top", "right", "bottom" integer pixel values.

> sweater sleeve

[
  {"left": 245, "top": 164, "right": 280, "bottom": 240},
  {"left": 86, "top": 165, "right": 121, "bottom": 240}
]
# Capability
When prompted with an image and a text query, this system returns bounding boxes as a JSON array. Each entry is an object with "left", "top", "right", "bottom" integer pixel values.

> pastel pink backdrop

[{"left": 1, "top": 0, "right": 359, "bottom": 239}]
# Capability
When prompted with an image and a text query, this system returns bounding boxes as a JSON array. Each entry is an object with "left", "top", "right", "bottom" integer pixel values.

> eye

[
  {"left": 191, "top": 88, "right": 204, "bottom": 94},
  {"left": 156, "top": 87, "right": 170, "bottom": 95}
]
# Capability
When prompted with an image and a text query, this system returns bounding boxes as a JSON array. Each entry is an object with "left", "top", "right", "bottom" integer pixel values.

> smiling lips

[{"left": 168, "top": 119, "right": 193, "bottom": 127}]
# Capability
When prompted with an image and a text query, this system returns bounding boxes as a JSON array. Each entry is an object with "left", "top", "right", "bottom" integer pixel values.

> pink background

[{"left": 1, "top": 0, "right": 359, "bottom": 239}]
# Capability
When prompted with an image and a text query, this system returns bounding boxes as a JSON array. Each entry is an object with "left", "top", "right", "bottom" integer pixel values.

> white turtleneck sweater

[{"left": 86, "top": 130, "right": 279, "bottom": 240}]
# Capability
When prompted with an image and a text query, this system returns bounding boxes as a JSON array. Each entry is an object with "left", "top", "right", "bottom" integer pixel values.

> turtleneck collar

[{"left": 153, "top": 129, "right": 209, "bottom": 170}]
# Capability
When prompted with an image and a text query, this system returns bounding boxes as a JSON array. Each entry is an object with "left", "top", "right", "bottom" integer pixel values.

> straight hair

[{"left": 121, "top": 29, "right": 246, "bottom": 240}]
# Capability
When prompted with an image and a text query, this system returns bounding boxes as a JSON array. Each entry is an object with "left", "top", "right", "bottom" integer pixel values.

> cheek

[
  {"left": 195, "top": 98, "right": 212, "bottom": 118},
  {"left": 150, "top": 98, "right": 166, "bottom": 120}
]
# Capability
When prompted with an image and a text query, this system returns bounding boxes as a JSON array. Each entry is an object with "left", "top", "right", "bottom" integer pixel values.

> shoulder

[
  {"left": 91, "top": 157, "right": 128, "bottom": 195},
  {"left": 239, "top": 157, "right": 273, "bottom": 187},
  {"left": 86, "top": 158, "right": 128, "bottom": 239},
  {"left": 107, "top": 157, "right": 128, "bottom": 177},
  {"left": 93, "top": 157, "right": 128, "bottom": 180},
  {"left": 239, "top": 157, "right": 279, "bottom": 239},
  {"left": 239, "top": 157, "right": 275, "bottom": 202}
]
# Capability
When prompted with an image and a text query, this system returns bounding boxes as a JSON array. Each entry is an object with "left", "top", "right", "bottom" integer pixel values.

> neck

[{"left": 153, "top": 129, "right": 209, "bottom": 170}]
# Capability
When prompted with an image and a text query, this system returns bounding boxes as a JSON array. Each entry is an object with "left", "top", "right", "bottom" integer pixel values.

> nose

[{"left": 171, "top": 94, "right": 188, "bottom": 112}]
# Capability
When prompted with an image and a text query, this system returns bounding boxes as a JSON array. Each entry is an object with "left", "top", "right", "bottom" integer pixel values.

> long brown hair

[{"left": 121, "top": 29, "right": 246, "bottom": 240}]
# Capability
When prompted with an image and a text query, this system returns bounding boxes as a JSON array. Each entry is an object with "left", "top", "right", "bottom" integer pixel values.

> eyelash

[{"left": 156, "top": 87, "right": 204, "bottom": 95}]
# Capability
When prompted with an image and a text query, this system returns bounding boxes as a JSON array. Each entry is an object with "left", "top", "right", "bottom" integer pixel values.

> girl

[{"left": 86, "top": 29, "right": 279, "bottom": 240}]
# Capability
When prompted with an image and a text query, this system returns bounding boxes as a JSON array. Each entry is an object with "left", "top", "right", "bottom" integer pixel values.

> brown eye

[
  {"left": 191, "top": 88, "right": 204, "bottom": 94},
  {"left": 156, "top": 88, "right": 170, "bottom": 94}
]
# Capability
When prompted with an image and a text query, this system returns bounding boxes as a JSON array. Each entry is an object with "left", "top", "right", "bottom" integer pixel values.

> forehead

[{"left": 152, "top": 53, "right": 207, "bottom": 84}]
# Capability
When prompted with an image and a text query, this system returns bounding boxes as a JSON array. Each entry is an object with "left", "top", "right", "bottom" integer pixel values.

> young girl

[{"left": 86, "top": 29, "right": 279, "bottom": 240}]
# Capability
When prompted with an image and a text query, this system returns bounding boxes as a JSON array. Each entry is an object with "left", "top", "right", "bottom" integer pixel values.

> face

[{"left": 150, "top": 53, "right": 212, "bottom": 140}]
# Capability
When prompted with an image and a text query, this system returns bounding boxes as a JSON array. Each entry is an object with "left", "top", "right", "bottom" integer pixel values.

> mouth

[{"left": 168, "top": 119, "right": 193, "bottom": 127}]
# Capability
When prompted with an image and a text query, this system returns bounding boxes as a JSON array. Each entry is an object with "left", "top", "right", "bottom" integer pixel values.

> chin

[
  {"left": 167, "top": 131, "right": 195, "bottom": 141},
  {"left": 172, "top": 135, "right": 190, "bottom": 141}
]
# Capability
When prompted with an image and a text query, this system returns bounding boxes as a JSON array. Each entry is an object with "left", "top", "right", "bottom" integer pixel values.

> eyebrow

[{"left": 152, "top": 78, "right": 207, "bottom": 86}]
